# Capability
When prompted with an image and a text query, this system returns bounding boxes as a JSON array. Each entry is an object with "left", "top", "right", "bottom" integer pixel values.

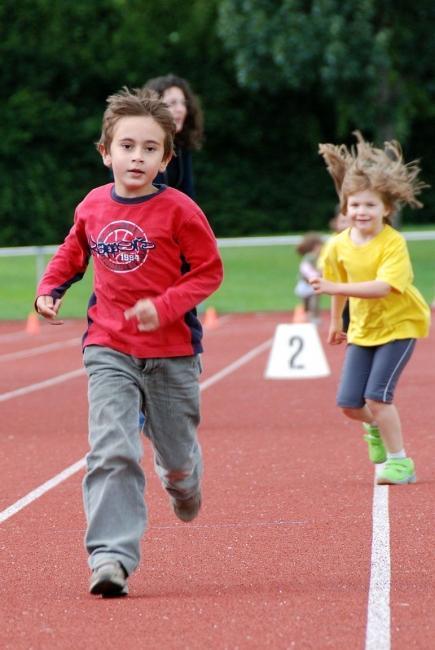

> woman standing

[{"left": 144, "top": 74, "right": 204, "bottom": 198}]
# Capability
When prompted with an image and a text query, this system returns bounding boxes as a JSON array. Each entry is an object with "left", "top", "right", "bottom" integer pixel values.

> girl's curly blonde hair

[{"left": 319, "top": 131, "right": 428, "bottom": 222}]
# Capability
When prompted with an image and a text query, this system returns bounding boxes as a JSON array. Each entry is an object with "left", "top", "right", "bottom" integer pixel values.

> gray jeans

[{"left": 82, "top": 345, "right": 202, "bottom": 575}]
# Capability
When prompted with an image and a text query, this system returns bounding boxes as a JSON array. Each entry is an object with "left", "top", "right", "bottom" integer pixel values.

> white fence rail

[
  {"left": 2, "top": 229, "right": 435, "bottom": 260},
  {"left": 1, "top": 230, "right": 434, "bottom": 279}
]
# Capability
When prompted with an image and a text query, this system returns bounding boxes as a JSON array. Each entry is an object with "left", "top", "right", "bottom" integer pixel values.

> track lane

[
  {"left": 0, "top": 313, "right": 433, "bottom": 649},
  {"left": 386, "top": 332, "right": 435, "bottom": 650},
  {"left": 0, "top": 315, "right": 278, "bottom": 506},
  {"left": 0, "top": 314, "right": 370, "bottom": 649},
  {"left": 0, "top": 318, "right": 85, "bottom": 349}
]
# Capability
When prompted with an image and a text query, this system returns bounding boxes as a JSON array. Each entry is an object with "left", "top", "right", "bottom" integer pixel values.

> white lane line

[
  {"left": 365, "top": 483, "right": 390, "bottom": 650},
  {"left": 0, "top": 459, "right": 87, "bottom": 524},
  {"left": 0, "top": 337, "right": 82, "bottom": 363},
  {"left": 0, "top": 337, "right": 272, "bottom": 523},
  {"left": 0, "top": 330, "right": 30, "bottom": 343},
  {"left": 0, "top": 338, "right": 273, "bottom": 403},
  {"left": 200, "top": 338, "right": 273, "bottom": 391},
  {"left": 0, "top": 368, "right": 85, "bottom": 402}
]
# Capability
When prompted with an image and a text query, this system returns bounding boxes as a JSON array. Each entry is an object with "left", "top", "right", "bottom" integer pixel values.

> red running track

[{"left": 0, "top": 313, "right": 433, "bottom": 649}]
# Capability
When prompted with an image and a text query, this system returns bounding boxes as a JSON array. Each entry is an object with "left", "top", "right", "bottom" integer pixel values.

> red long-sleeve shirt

[{"left": 37, "top": 184, "right": 223, "bottom": 357}]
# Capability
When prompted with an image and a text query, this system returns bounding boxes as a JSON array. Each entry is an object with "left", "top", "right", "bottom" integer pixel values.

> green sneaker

[
  {"left": 362, "top": 423, "right": 386, "bottom": 464},
  {"left": 376, "top": 458, "right": 416, "bottom": 485}
]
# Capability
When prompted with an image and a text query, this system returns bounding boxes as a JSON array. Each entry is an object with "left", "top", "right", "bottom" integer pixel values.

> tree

[
  {"left": 217, "top": 0, "right": 435, "bottom": 142},
  {"left": 1, "top": 0, "right": 434, "bottom": 244},
  {"left": 0, "top": 0, "right": 223, "bottom": 244}
]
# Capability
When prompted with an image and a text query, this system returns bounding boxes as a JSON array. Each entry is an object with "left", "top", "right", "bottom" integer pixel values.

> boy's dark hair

[
  {"left": 144, "top": 74, "right": 204, "bottom": 150},
  {"left": 97, "top": 86, "right": 176, "bottom": 160},
  {"left": 296, "top": 232, "right": 324, "bottom": 256}
]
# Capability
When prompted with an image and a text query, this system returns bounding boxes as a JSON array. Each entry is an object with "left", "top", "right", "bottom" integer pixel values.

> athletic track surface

[{"left": 0, "top": 312, "right": 433, "bottom": 650}]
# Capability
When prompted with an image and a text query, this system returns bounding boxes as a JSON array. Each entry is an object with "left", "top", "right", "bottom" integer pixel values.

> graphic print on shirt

[{"left": 89, "top": 220, "right": 156, "bottom": 273}]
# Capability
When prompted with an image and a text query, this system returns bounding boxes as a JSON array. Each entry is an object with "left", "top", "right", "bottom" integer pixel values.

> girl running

[{"left": 310, "top": 132, "right": 430, "bottom": 484}]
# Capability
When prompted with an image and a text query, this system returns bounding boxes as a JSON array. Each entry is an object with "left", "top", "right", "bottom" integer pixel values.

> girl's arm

[
  {"left": 328, "top": 295, "right": 348, "bottom": 345},
  {"left": 310, "top": 277, "right": 391, "bottom": 298}
]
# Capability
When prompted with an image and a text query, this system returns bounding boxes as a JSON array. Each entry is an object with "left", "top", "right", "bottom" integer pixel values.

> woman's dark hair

[{"left": 144, "top": 74, "right": 204, "bottom": 150}]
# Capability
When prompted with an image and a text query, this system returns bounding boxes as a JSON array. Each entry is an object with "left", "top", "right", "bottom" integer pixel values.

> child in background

[
  {"left": 35, "top": 88, "right": 223, "bottom": 597},
  {"left": 318, "top": 205, "right": 350, "bottom": 270},
  {"left": 329, "top": 208, "right": 350, "bottom": 237},
  {"left": 144, "top": 74, "right": 204, "bottom": 199},
  {"left": 294, "top": 232, "right": 324, "bottom": 323},
  {"left": 318, "top": 207, "right": 351, "bottom": 331},
  {"left": 310, "top": 131, "right": 430, "bottom": 485}
]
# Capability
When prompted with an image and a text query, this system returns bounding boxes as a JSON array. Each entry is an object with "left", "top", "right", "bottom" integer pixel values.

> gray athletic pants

[
  {"left": 336, "top": 339, "right": 416, "bottom": 407},
  {"left": 82, "top": 345, "right": 202, "bottom": 576}
]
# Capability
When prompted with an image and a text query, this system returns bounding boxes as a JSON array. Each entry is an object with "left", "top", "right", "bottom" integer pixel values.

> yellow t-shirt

[
  {"left": 317, "top": 234, "right": 338, "bottom": 272},
  {"left": 322, "top": 225, "right": 430, "bottom": 345},
  {"left": 317, "top": 238, "right": 330, "bottom": 272}
]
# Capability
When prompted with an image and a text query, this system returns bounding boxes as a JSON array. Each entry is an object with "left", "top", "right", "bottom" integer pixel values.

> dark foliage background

[{"left": 1, "top": 0, "right": 435, "bottom": 246}]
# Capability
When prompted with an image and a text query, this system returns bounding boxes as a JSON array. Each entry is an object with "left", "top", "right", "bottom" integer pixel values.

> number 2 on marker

[{"left": 289, "top": 335, "right": 304, "bottom": 369}]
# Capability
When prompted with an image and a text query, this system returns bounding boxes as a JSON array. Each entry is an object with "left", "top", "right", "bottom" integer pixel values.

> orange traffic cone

[
  {"left": 203, "top": 306, "right": 219, "bottom": 329},
  {"left": 292, "top": 304, "right": 307, "bottom": 323},
  {"left": 26, "top": 312, "right": 41, "bottom": 335}
]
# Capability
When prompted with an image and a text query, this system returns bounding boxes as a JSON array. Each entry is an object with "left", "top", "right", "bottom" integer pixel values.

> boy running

[{"left": 36, "top": 87, "right": 223, "bottom": 596}]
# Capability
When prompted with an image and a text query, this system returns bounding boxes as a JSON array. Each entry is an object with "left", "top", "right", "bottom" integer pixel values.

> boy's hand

[
  {"left": 124, "top": 299, "right": 160, "bottom": 332},
  {"left": 35, "top": 296, "right": 64, "bottom": 324}
]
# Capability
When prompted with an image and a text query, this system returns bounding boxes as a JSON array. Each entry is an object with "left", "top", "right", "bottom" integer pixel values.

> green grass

[
  {"left": 0, "top": 255, "right": 95, "bottom": 320},
  {"left": 203, "top": 239, "right": 435, "bottom": 314},
  {"left": 1, "top": 238, "right": 434, "bottom": 321}
]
